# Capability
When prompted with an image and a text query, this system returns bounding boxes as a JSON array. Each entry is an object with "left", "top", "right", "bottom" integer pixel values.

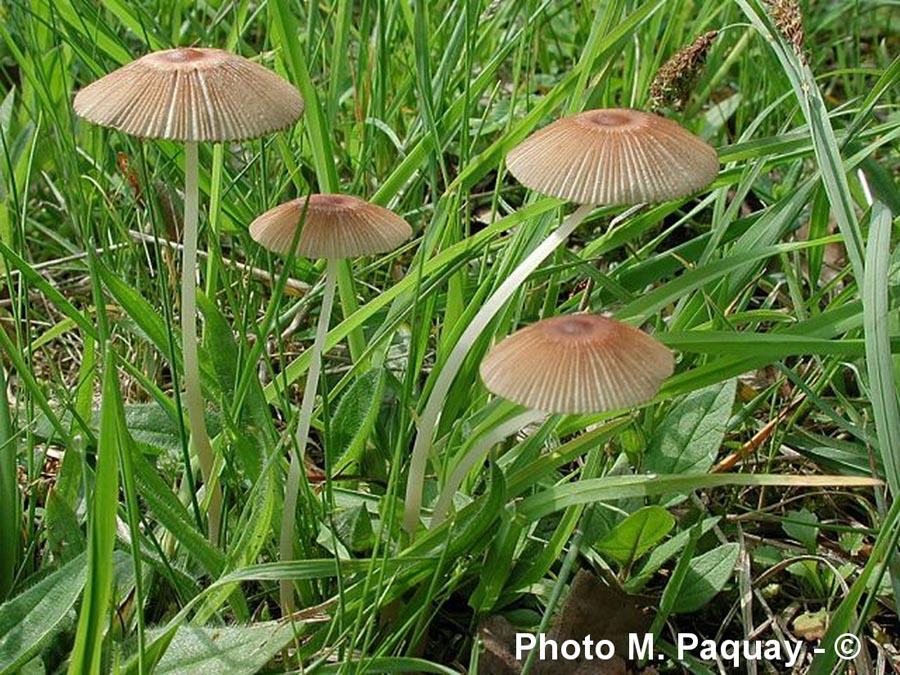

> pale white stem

[
  {"left": 403, "top": 202, "right": 596, "bottom": 536},
  {"left": 182, "top": 141, "right": 222, "bottom": 543},
  {"left": 431, "top": 409, "right": 546, "bottom": 527},
  {"left": 279, "top": 257, "right": 338, "bottom": 613}
]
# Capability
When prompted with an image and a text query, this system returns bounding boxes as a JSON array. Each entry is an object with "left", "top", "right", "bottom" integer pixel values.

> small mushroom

[
  {"left": 431, "top": 314, "right": 673, "bottom": 525},
  {"left": 479, "top": 313, "right": 674, "bottom": 414},
  {"left": 249, "top": 193, "right": 411, "bottom": 612},
  {"left": 74, "top": 47, "right": 304, "bottom": 543},
  {"left": 250, "top": 194, "right": 412, "bottom": 259},
  {"left": 405, "top": 108, "right": 717, "bottom": 536},
  {"left": 505, "top": 109, "right": 719, "bottom": 205}
]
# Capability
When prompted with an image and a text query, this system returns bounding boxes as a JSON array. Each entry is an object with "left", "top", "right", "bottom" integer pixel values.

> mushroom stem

[
  {"left": 279, "top": 257, "right": 338, "bottom": 613},
  {"left": 403, "top": 202, "right": 595, "bottom": 536},
  {"left": 182, "top": 141, "right": 222, "bottom": 543},
  {"left": 431, "top": 409, "right": 545, "bottom": 527}
]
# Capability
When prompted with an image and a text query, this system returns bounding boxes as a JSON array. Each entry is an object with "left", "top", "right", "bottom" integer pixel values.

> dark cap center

[
  {"left": 164, "top": 48, "right": 207, "bottom": 63},
  {"left": 581, "top": 110, "right": 638, "bottom": 129},
  {"left": 547, "top": 315, "right": 608, "bottom": 337},
  {"left": 311, "top": 194, "right": 357, "bottom": 210}
]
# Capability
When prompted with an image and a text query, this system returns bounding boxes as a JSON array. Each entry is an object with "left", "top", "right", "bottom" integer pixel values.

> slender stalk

[
  {"left": 403, "top": 202, "right": 595, "bottom": 535},
  {"left": 431, "top": 409, "right": 545, "bottom": 527},
  {"left": 182, "top": 141, "right": 222, "bottom": 543},
  {"left": 520, "top": 515, "right": 588, "bottom": 675},
  {"left": 280, "top": 257, "right": 339, "bottom": 613},
  {"left": 524, "top": 432, "right": 602, "bottom": 675},
  {"left": 0, "top": 364, "right": 17, "bottom": 600}
]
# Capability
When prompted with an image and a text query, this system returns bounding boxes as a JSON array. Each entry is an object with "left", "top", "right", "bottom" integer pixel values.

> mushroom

[
  {"left": 249, "top": 193, "right": 412, "bottom": 612},
  {"left": 404, "top": 108, "right": 718, "bottom": 535},
  {"left": 431, "top": 313, "right": 673, "bottom": 525},
  {"left": 479, "top": 314, "right": 674, "bottom": 413},
  {"left": 74, "top": 47, "right": 304, "bottom": 542}
]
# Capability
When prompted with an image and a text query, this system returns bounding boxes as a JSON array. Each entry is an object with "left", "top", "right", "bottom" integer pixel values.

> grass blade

[
  {"left": 68, "top": 347, "right": 123, "bottom": 674},
  {"left": 734, "top": 0, "right": 865, "bottom": 278},
  {"left": 862, "top": 202, "right": 900, "bottom": 493},
  {"left": 517, "top": 474, "right": 882, "bottom": 523},
  {"left": 0, "top": 363, "right": 17, "bottom": 600}
]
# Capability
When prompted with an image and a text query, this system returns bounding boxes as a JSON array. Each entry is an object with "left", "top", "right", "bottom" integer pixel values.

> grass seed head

[
  {"left": 764, "top": 0, "right": 807, "bottom": 63},
  {"left": 649, "top": 30, "right": 718, "bottom": 112}
]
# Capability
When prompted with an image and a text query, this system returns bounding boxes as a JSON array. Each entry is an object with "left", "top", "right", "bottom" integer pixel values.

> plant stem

[
  {"left": 280, "top": 257, "right": 338, "bottom": 613},
  {"left": 431, "top": 409, "right": 544, "bottom": 527},
  {"left": 0, "top": 363, "right": 17, "bottom": 600},
  {"left": 520, "top": 515, "right": 587, "bottom": 675},
  {"left": 403, "top": 202, "right": 595, "bottom": 536},
  {"left": 182, "top": 141, "right": 222, "bottom": 543}
]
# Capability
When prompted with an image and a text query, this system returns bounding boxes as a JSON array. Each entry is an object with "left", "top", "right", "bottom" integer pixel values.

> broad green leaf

[
  {"left": 595, "top": 506, "right": 675, "bottom": 567},
  {"left": 197, "top": 290, "right": 239, "bottom": 402},
  {"left": 31, "top": 403, "right": 219, "bottom": 457},
  {"left": 151, "top": 623, "right": 297, "bottom": 675},
  {"left": 625, "top": 517, "right": 721, "bottom": 593},
  {"left": 671, "top": 543, "right": 740, "bottom": 614},
  {"left": 0, "top": 554, "right": 86, "bottom": 675},
  {"left": 197, "top": 292, "right": 270, "bottom": 439},
  {"left": 123, "top": 403, "right": 216, "bottom": 454},
  {"left": 332, "top": 505, "right": 375, "bottom": 553},
  {"left": 329, "top": 368, "right": 384, "bottom": 475},
  {"left": 645, "top": 380, "right": 736, "bottom": 475},
  {"left": 782, "top": 509, "right": 819, "bottom": 553},
  {"left": 44, "top": 489, "right": 85, "bottom": 564}
]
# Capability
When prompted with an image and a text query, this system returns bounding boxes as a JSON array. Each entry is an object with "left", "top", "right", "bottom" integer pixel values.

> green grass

[{"left": 0, "top": 0, "right": 898, "bottom": 672}]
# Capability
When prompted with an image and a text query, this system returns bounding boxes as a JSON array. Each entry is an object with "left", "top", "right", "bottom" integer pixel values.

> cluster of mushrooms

[{"left": 73, "top": 47, "right": 718, "bottom": 612}]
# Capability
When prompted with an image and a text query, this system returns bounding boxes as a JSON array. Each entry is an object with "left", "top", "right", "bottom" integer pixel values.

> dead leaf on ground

[
  {"left": 478, "top": 569, "right": 655, "bottom": 674},
  {"left": 792, "top": 609, "right": 829, "bottom": 641}
]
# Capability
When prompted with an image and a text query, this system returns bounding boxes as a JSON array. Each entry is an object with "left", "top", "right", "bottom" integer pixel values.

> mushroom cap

[
  {"left": 479, "top": 314, "right": 674, "bottom": 414},
  {"left": 505, "top": 108, "right": 718, "bottom": 205},
  {"left": 249, "top": 193, "right": 413, "bottom": 259},
  {"left": 73, "top": 47, "right": 304, "bottom": 142}
]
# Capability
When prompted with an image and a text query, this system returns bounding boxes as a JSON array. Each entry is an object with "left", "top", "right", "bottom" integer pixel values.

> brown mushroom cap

[
  {"left": 505, "top": 108, "right": 718, "bottom": 205},
  {"left": 73, "top": 47, "right": 304, "bottom": 142},
  {"left": 479, "top": 314, "right": 674, "bottom": 414},
  {"left": 249, "top": 193, "right": 413, "bottom": 259}
]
